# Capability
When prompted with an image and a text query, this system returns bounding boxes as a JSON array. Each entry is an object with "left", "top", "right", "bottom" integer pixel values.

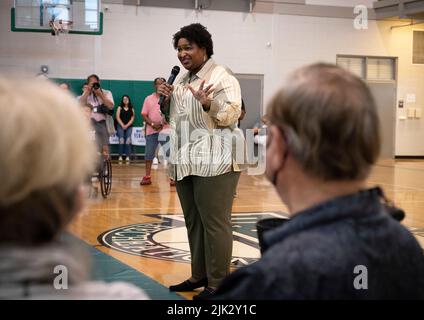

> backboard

[{"left": 12, "top": 0, "right": 103, "bottom": 35}]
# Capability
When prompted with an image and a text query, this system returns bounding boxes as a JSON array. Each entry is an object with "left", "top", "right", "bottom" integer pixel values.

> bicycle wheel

[{"left": 100, "top": 158, "right": 112, "bottom": 198}]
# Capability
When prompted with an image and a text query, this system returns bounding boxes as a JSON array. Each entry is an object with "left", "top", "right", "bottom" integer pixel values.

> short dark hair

[
  {"left": 154, "top": 77, "right": 166, "bottom": 85},
  {"left": 87, "top": 74, "right": 100, "bottom": 83},
  {"left": 173, "top": 23, "right": 214, "bottom": 58}
]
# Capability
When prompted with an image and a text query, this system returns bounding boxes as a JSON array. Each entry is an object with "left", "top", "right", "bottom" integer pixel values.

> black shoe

[
  {"left": 192, "top": 287, "right": 216, "bottom": 300},
  {"left": 169, "top": 278, "right": 208, "bottom": 292}
]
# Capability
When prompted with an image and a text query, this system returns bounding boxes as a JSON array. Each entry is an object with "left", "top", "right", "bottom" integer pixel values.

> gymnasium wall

[
  {"left": 1, "top": 1, "right": 424, "bottom": 155},
  {"left": 53, "top": 78, "right": 153, "bottom": 154},
  {"left": 305, "top": 0, "right": 375, "bottom": 7},
  {"left": 388, "top": 24, "right": 424, "bottom": 156},
  {"left": 53, "top": 78, "right": 153, "bottom": 127}
]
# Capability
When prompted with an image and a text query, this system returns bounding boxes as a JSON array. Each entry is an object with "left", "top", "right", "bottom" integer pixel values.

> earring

[{"left": 203, "top": 55, "right": 207, "bottom": 62}]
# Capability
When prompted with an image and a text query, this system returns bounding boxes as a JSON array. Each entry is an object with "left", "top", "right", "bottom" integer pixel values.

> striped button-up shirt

[{"left": 169, "top": 58, "right": 242, "bottom": 181}]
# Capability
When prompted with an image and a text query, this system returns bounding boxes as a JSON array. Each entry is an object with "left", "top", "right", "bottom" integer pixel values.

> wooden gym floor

[{"left": 68, "top": 159, "right": 424, "bottom": 299}]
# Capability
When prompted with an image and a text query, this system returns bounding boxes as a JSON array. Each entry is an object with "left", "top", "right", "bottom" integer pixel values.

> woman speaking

[{"left": 158, "top": 23, "right": 242, "bottom": 300}]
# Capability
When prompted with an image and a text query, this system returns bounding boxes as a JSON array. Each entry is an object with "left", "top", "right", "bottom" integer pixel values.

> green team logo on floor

[{"left": 98, "top": 212, "right": 287, "bottom": 267}]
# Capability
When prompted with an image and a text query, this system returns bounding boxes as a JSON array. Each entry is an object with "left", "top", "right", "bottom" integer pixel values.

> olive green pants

[{"left": 176, "top": 171, "right": 240, "bottom": 288}]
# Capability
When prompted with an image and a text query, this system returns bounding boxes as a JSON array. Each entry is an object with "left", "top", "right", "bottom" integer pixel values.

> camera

[
  {"left": 94, "top": 104, "right": 114, "bottom": 116},
  {"left": 92, "top": 82, "right": 100, "bottom": 90}
]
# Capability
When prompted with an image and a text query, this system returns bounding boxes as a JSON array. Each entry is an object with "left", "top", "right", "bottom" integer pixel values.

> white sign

[
  {"left": 131, "top": 127, "right": 146, "bottom": 146},
  {"left": 108, "top": 127, "right": 145, "bottom": 146},
  {"left": 109, "top": 133, "right": 119, "bottom": 145}
]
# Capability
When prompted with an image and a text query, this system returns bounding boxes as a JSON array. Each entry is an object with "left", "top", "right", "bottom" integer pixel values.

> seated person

[
  {"left": 0, "top": 78, "right": 148, "bottom": 299},
  {"left": 59, "top": 82, "right": 70, "bottom": 91},
  {"left": 77, "top": 83, "right": 89, "bottom": 100},
  {"left": 253, "top": 115, "right": 269, "bottom": 146},
  {"left": 214, "top": 63, "right": 424, "bottom": 300},
  {"left": 237, "top": 99, "right": 246, "bottom": 128}
]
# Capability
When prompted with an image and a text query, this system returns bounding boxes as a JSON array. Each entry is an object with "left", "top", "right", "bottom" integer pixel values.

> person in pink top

[{"left": 140, "top": 77, "right": 175, "bottom": 186}]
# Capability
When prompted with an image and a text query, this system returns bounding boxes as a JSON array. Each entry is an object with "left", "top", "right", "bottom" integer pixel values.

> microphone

[{"left": 159, "top": 66, "right": 180, "bottom": 114}]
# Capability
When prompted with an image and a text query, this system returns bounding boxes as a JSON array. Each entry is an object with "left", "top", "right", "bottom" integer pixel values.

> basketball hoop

[{"left": 49, "top": 19, "right": 73, "bottom": 36}]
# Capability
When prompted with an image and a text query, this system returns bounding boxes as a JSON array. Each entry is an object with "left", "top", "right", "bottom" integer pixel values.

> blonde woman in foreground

[{"left": 0, "top": 78, "right": 148, "bottom": 300}]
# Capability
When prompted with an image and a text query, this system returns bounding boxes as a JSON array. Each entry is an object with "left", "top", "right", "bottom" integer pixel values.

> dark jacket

[{"left": 215, "top": 187, "right": 424, "bottom": 299}]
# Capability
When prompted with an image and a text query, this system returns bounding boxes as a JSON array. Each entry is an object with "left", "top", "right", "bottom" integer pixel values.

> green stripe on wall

[{"left": 53, "top": 78, "right": 156, "bottom": 155}]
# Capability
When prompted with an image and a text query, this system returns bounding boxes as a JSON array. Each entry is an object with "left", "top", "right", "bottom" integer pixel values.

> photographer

[{"left": 78, "top": 74, "right": 114, "bottom": 158}]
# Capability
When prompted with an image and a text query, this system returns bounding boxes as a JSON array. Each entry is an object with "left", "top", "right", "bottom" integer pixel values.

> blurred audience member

[
  {"left": 59, "top": 82, "right": 70, "bottom": 91},
  {"left": 214, "top": 63, "right": 424, "bottom": 300},
  {"left": 253, "top": 115, "right": 268, "bottom": 146},
  {"left": 0, "top": 78, "right": 148, "bottom": 299},
  {"left": 237, "top": 99, "right": 246, "bottom": 128}
]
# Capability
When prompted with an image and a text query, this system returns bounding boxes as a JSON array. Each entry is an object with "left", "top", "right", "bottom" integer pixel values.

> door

[
  {"left": 337, "top": 55, "right": 397, "bottom": 159},
  {"left": 234, "top": 74, "right": 264, "bottom": 132},
  {"left": 367, "top": 82, "right": 397, "bottom": 159},
  {"left": 235, "top": 74, "right": 264, "bottom": 165}
]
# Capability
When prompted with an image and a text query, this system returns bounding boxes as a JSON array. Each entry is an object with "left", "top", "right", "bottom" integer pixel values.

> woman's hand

[
  {"left": 93, "top": 86, "right": 103, "bottom": 97},
  {"left": 157, "top": 83, "right": 174, "bottom": 101},
  {"left": 188, "top": 80, "right": 214, "bottom": 109},
  {"left": 152, "top": 123, "right": 163, "bottom": 131}
]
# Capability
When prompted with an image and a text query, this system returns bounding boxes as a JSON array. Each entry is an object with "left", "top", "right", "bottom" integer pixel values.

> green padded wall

[{"left": 53, "top": 78, "right": 156, "bottom": 155}]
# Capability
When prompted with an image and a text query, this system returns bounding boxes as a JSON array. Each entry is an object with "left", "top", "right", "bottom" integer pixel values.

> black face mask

[
  {"left": 377, "top": 188, "right": 405, "bottom": 222},
  {"left": 269, "top": 153, "right": 287, "bottom": 187}
]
